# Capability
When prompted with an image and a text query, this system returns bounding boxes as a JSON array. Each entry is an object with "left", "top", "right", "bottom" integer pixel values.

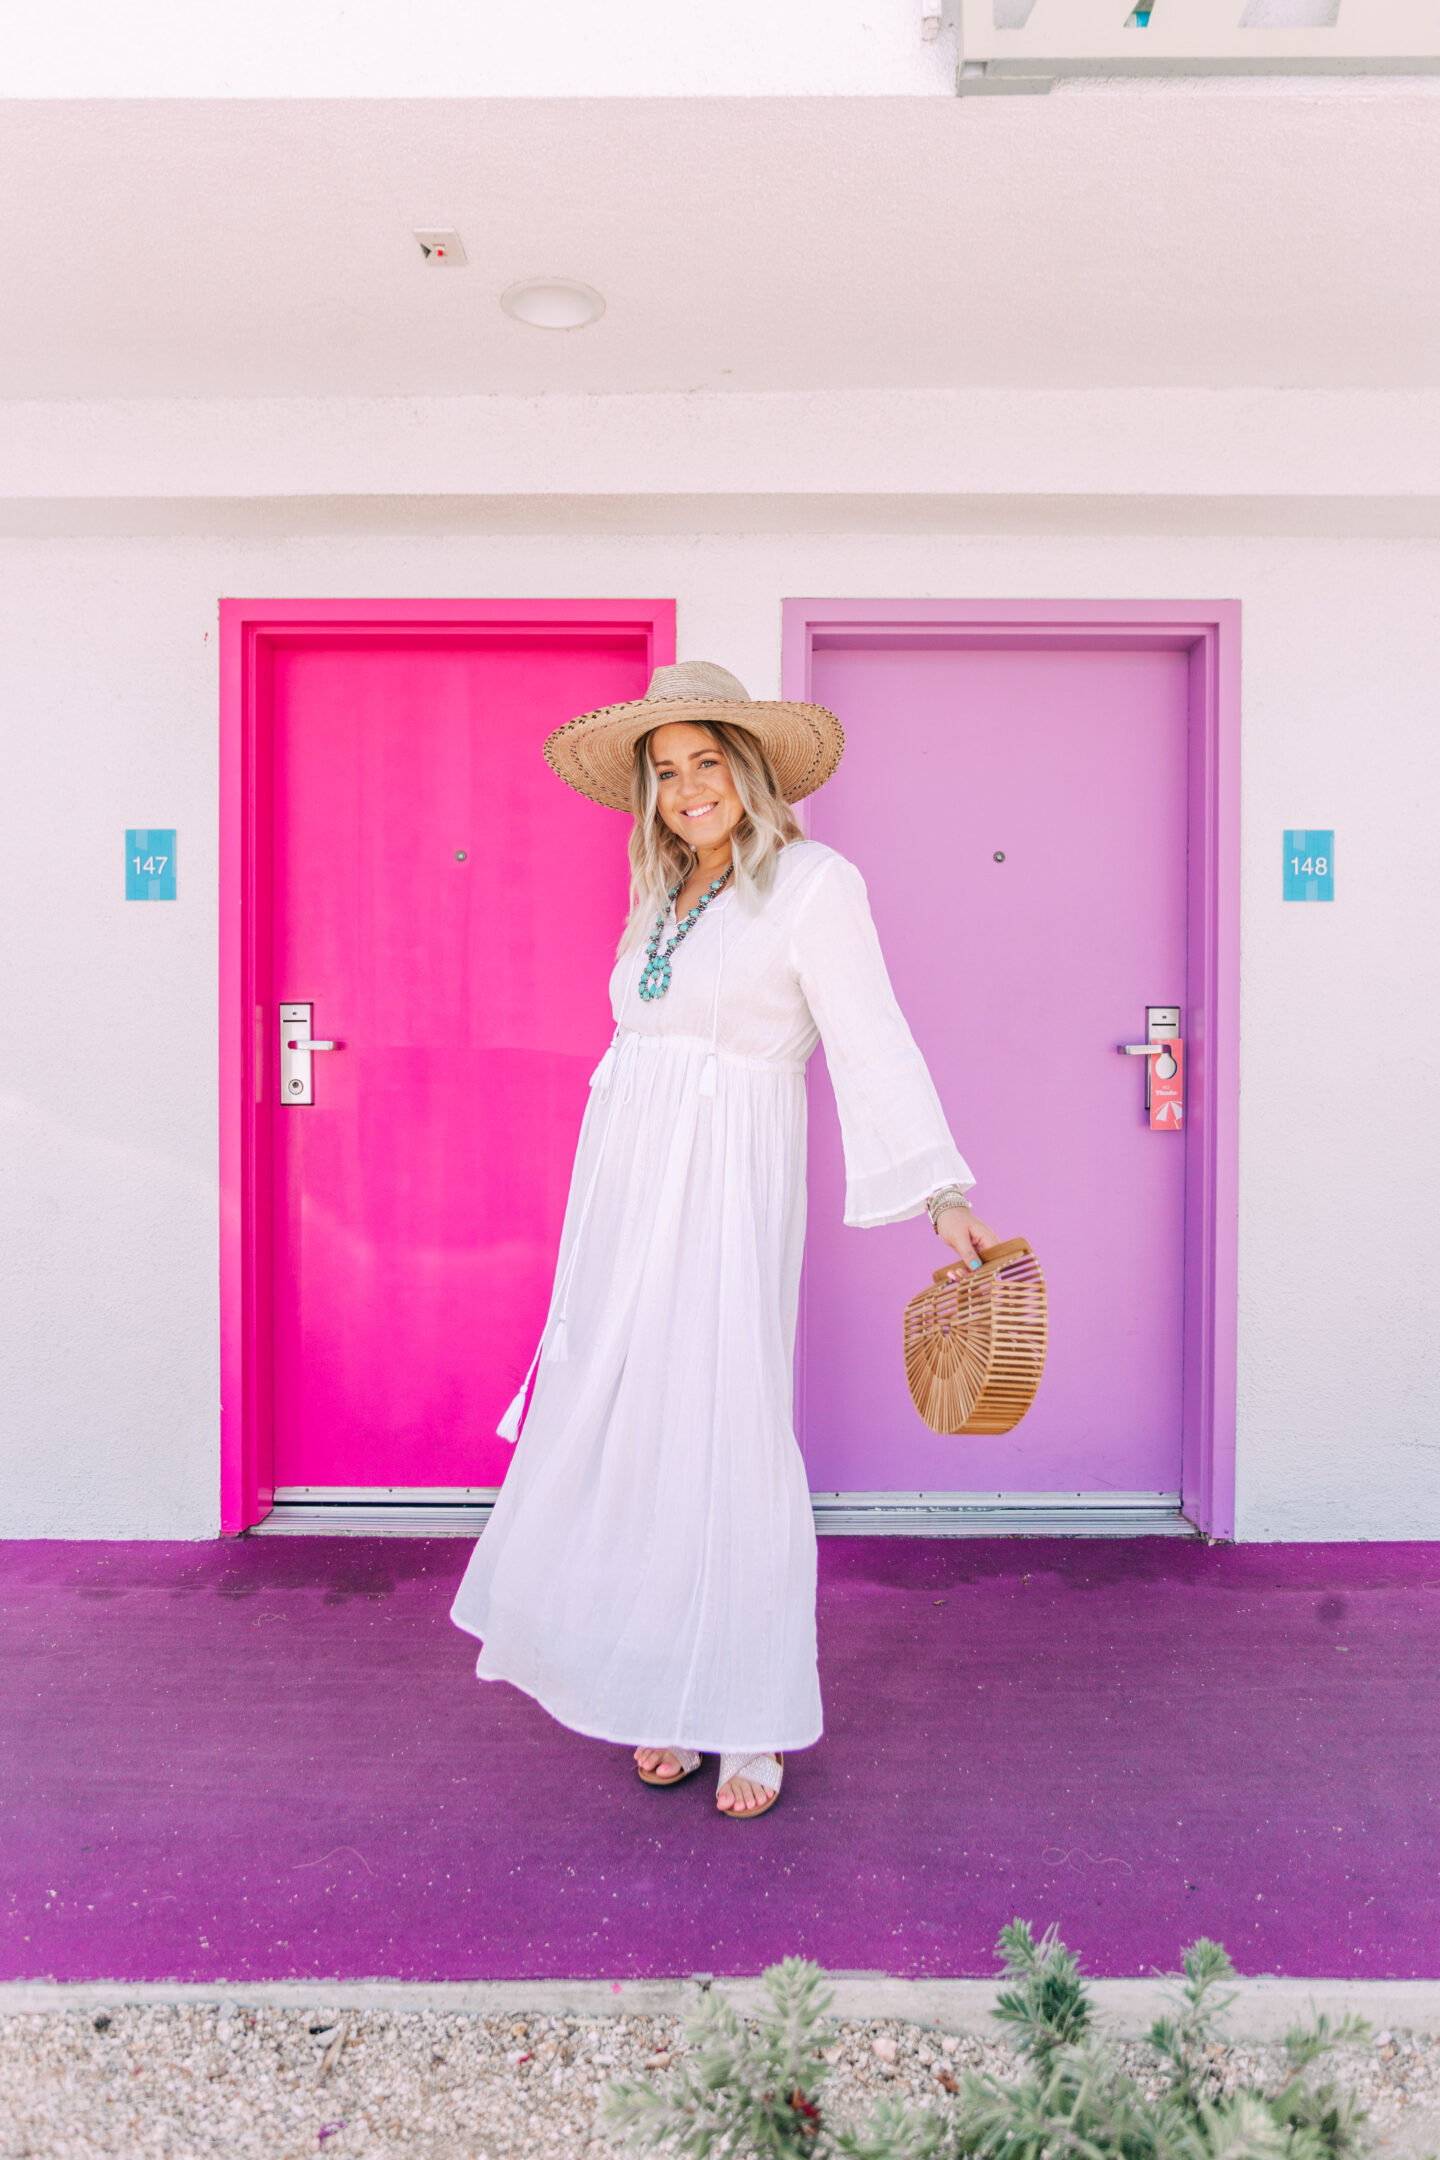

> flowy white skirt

[{"left": 450, "top": 1027, "right": 823, "bottom": 1753}]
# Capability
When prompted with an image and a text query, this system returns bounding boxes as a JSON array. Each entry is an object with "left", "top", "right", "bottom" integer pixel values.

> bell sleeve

[{"left": 791, "top": 852, "right": 975, "bottom": 1228}]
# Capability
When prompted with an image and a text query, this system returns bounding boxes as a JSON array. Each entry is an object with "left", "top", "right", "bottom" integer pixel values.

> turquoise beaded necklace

[{"left": 638, "top": 865, "right": 734, "bottom": 1002}]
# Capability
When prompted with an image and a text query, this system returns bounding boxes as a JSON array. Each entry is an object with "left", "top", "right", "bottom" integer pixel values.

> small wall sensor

[{"left": 414, "top": 229, "right": 468, "bottom": 266}]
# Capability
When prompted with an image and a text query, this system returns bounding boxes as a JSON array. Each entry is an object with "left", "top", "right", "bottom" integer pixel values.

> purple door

[{"left": 802, "top": 640, "right": 1190, "bottom": 1503}]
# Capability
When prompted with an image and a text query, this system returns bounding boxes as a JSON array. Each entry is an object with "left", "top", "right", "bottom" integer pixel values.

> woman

[{"left": 451, "top": 662, "right": 998, "bottom": 1819}]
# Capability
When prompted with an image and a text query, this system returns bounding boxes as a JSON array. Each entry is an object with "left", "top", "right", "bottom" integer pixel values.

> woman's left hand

[{"left": 935, "top": 1207, "right": 1001, "bottom": 1278}]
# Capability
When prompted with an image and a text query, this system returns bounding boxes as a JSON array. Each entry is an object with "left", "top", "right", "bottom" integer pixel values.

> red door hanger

[{"left": 1150, "top": 1039, "right": 1184, "bottom": 1131}]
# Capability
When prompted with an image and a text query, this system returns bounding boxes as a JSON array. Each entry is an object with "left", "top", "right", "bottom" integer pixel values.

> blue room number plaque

[
  {"left": 1283, "top": 829, "right": 1333, "bottom": 903},
  {"left": 126, "top": 829, "right": 177, "bottom": 901}
]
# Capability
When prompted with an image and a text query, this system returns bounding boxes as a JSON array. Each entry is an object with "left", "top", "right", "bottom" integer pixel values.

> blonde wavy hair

[{"left": 621, "top": 719, "right": 804, "bottom": 950}]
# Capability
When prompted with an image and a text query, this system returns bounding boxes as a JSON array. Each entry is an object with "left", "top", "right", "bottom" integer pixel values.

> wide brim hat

[{"left": 544, "top": 660, "right": 844, "bottom": 813}]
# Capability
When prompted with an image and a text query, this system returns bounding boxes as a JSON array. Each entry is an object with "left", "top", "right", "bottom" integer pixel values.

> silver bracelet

[{"left": 926, "top": 1184, "right": 972, "bottom": 1230}]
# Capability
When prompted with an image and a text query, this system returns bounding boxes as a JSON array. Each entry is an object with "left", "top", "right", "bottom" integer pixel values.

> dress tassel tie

[
  {"left": 496, "top": 1339, "right": 542, "bottom": 1442},
  {"left": 494, "top": 1057, "right": 620, "bottom": 1440},
  {"left": 589, "top": 1032, "right": 620, "bottom": 1098}
]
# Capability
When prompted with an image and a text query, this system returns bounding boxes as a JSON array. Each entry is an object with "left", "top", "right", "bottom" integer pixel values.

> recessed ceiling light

[{"left": 501, "top": 278, "right": 605, "bottom": 331}]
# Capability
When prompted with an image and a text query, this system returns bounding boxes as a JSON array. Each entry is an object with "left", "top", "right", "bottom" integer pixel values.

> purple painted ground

[{"left": 3, "top": 1537, "right": 1436, "bottom": 1984}]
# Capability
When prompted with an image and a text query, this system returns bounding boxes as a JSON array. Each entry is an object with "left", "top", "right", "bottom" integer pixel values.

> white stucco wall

[
  {"left": 4, "top": 389, "right": 1438, "bottom": 505},
  {"left": 0, "top": 519, "right": 1436, "bottom": 1542}
]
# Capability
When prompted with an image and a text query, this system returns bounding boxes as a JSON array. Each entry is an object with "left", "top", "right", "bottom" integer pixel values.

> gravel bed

[{"left": 3, "top": 2000, "right": 1438, "bottom": 2159}]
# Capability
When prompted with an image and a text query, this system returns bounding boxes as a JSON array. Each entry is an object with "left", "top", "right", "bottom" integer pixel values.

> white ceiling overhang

[{"left": 1, "top": 90, "right": 1437, "bottom": 402}]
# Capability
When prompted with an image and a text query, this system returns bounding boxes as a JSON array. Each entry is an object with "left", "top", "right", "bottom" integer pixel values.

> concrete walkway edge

[{"left": 3, "top": 1975, "right": 1438, "bottom": 2039}]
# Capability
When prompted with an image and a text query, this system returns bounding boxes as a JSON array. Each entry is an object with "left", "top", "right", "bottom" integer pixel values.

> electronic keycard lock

[
  {"left": 1116, "top": 1005, "right": 1183, "bottom": 1130},
  {"left": 279, "top": 1002, "right": 339, "bottom": 1106}
]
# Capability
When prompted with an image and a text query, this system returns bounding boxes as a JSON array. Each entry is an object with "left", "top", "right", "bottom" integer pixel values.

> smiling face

[{"left": 647, "top": 722, "right": 746, "bottom": 855}]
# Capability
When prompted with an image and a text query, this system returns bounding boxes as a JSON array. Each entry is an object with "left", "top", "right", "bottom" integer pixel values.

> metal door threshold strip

[
  {"left": 813, "top": 1491, "right": 1195, "bottom": 1537},
  {"left": 257, "top": 1487, "right": 496, "bottom": 1535},
  {"left": 253, "top": 1488, "right": 1195, "bottom": 1538}
]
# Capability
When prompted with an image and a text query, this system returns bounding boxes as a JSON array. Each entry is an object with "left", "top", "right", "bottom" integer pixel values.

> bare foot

[
  {"left": 716, "top": 1770, "right": 779, "bottom": 1816},
  {"left": 635, "top": 1747, "right": 688, "bottom": 1782}
]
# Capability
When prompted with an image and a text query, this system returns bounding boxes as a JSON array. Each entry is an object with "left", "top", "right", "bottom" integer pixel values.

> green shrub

[{"left": 602, "top": 1921, "right": 1372, "bottom": 2160}]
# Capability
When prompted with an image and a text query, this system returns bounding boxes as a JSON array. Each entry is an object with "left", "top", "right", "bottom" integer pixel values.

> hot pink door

[
  {"left": 270, "top": 637, "right": 644, "bottom": 1494},
  {"left": 802, "top": 640, "right": 1190, "bottom": 1502}
]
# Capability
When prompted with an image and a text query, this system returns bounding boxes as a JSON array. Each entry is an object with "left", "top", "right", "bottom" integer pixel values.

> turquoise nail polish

[{"left": 968, "top": 1258, "right": 981, "bottom": 1270}]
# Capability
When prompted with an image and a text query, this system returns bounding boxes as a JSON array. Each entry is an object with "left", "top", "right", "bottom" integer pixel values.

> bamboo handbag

[{"left": 902, "top": 1237, "right": 1048, "bottom": 1436}]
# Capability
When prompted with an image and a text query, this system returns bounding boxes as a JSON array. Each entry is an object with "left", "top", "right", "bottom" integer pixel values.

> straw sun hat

[{"left": 543, "top": 661, "right": 845, "bottom": 814}]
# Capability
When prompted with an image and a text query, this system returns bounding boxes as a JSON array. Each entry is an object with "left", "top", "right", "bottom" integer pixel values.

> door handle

[
  {"left": 1119, "top": 1006, "right": 1182, "bottom": 1121},
  {"left": 278, "top": 1003, "right": 340, "bottom": 1106}
]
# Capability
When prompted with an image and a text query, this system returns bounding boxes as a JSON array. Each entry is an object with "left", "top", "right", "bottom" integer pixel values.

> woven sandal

[
  {"left": 635, "top": 1747, "right": 702, "bottom": 1788},
  {"left": 716, "top": 1752, "right": 784, "bottom": 1820}
]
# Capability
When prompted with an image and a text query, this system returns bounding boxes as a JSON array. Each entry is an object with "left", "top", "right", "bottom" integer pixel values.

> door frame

[
  {"left": 782, "top": 598, "right": 1240, "bottom": 1540},
  {"left": 218, "top": 597, "right": 676, "bottom": 1535}
]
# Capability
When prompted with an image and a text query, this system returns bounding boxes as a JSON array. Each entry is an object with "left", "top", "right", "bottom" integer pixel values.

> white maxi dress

[{"left": 450, "top": 839, "right": 974, "bottom": 1754}]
